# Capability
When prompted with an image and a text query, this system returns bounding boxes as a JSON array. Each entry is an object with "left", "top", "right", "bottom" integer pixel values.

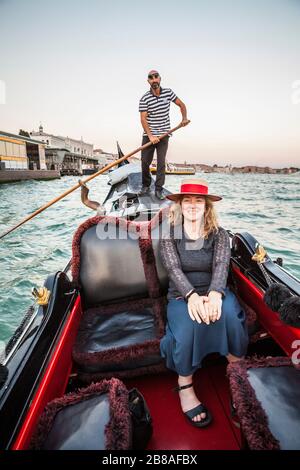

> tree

[{"left": 19, "top": 129, "right": 30, "bottom": 137}]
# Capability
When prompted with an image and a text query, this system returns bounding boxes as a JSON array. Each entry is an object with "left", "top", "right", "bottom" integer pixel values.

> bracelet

[{"left": 185, "top": 289, "right": 196, "bottom": 301}]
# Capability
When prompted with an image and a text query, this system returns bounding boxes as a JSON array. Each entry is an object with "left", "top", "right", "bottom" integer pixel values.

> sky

[{"left": 1, "top": 0, "right": 300, "bottom": 167}]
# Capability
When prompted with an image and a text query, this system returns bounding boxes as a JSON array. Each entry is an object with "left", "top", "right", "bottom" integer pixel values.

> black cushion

[
  {"left": 79, "top": 308, "right": 156, "bottom": 352},
  {"left": 74, "top": 304, "right": 163, "bottom": 373},
  {"left": 248, "top": 366, "right": 300, "bottom": 450},
  {"left": 30, "top": 379, "right": 132, "bottom": 450},
  {"left": 80, "top": 225, "right": 147, "bottom": 304},
  {"left": 79, "top": 220, "right": 169, "bottom": 306},
  {"left": 73, "top": 214, "right": 168, "bottom": 379},
  {"left": 43, "top": 394, "right": 110, "bottom": 450}
]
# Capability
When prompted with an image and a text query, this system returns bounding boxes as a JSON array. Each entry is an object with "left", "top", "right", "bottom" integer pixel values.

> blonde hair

[{"left": 168, "top": 196, "right": 219, "bottom": 238}]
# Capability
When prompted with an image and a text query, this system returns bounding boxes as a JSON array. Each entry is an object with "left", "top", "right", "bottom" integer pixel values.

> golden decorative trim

[
  {"left": 32, "top": 287, "right": 51, "bottom": 306},
  {"left": 252, "top": 244, "right": 267, "bottom": 264}
]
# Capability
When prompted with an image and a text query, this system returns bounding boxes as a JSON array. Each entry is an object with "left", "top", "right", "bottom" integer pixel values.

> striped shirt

[{"left": 139, "top": 87, "right": 177, "bottom": 136}]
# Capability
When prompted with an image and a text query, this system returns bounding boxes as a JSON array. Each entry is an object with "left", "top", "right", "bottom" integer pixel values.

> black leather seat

[
  {"left": 30, "top": 379, "right": 131, "bottom": 450},
  {"left": 71, "top": 212, "right": 169, "bottom": 381},
  {"left": 227, "top": 356, "right": 300, "bottom": 450}
]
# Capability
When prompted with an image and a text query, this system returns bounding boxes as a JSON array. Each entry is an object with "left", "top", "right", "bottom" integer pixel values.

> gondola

[
  {"left": 150, "top": 161, "right": 195, "bottom": 175},
  {"left": 0, "top": 162, "right": 300, "bottom": 451}
]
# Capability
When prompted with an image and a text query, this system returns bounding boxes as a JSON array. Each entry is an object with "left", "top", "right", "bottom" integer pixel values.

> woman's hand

[
  {"left": 187, "top": 293, "right": 210, "bottom": 324},
  {"left": 206, "top": 291, "right": 222, "bottom": 323}
]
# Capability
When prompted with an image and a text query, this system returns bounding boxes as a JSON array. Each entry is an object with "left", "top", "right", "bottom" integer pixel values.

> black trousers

[{"left": 141, "top": 135, "right": 169, "bottom": 190}]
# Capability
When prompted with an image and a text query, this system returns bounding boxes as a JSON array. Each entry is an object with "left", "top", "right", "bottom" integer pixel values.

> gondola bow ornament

[{"left": 252, "top": 243, "right": 300, "bottom": 328}]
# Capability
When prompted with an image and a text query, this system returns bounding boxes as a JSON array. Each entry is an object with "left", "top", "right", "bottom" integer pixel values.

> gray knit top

[{"left": 159, "top": 225, "right": 231, "bottom": 300}]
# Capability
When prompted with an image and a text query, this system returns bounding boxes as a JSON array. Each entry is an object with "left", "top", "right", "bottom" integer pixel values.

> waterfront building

[
  {"left": 0, "top": 130, "right": 46, "bottom": 170},
  {"left": 93, "top": 148, "right": 118, "bottom": 168},
  {"left": 31, "top": 124, "right": 93, "bottom": 157},
  {"left": 31, "top": 125, "right": 98, "bottom": 174}
]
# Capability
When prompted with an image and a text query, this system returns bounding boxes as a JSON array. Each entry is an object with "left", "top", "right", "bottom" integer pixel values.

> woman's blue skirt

[{"left": 160, "top": 288, "right": 249, "bottom": 376}]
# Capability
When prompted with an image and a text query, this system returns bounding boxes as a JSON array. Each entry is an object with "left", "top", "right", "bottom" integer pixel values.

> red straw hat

[{"left": 166, "top": 178, "right": 222, "bottom": 202}]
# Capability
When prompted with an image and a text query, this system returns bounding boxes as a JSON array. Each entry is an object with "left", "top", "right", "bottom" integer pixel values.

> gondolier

[{"left": 138, "top": 69, "right": 189, "bottom": 200}]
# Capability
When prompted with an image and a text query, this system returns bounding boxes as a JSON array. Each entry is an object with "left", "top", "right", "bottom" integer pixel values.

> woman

[{"left": 159, "top": 178, "right": 248, "bottom": 428}]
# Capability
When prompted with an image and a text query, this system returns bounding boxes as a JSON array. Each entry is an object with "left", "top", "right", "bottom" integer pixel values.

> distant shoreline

[{"left": 175, "top": 163, "right": 299, "bottom": 174}]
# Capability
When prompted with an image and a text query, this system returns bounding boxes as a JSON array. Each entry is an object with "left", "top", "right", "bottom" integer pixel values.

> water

[{"left": 0, "top": 172, "right": 299, "bottom": 343}]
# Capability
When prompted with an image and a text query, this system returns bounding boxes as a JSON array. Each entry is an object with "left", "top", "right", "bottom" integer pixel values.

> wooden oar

[{"left": 0, "top": 121, "right": 190, "bottom": 240}]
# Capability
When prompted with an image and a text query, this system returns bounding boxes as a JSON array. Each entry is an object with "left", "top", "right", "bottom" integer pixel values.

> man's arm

[
  {"left": 140, "top": 111, "right": 160, "bottom": 144},
  {"left": 174, "top": 97, "right": 189, "bottom": 126}
]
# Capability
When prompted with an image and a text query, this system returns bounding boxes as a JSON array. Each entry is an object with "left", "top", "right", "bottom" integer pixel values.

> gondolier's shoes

[
  {"left": 138, "top": 185, "right": 150, "bottom": 196},
  {"left": 155, "top": 190, "right": 165, "bottom": 200},
  {"left": 173, "top": 383, "right": 212, "bottom": 428}
]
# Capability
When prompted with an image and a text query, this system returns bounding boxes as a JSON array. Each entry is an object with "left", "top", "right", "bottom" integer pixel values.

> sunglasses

[{"left": 148, "top": 73, "right": 159, "bottom": 79}]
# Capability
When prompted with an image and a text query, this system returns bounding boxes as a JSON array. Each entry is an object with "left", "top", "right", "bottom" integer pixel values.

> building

[
  {"left": 0, "top": 130, "right": 46, "bottom": 170},
  {"left": 0, "top": 133, "right": 28, "bottom": 170},
  {"left": 30, "top": 124, "right": 99, "bottom": 174},
  {"left": 31, "top": 124, "right": 94, "bottom": 157},
  {"left": 93, "top": 148, "right": 118, "bottom": 167}
]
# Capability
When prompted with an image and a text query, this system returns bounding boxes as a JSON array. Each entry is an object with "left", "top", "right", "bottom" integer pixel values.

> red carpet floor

[{"left": 126, "top": 362, "right": 242, "bottom": 450}]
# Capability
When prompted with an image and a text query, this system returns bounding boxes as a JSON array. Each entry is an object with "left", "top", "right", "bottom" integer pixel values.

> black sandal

[{"left": 174, "top": 383, "right": 212, "bottom": 428}]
